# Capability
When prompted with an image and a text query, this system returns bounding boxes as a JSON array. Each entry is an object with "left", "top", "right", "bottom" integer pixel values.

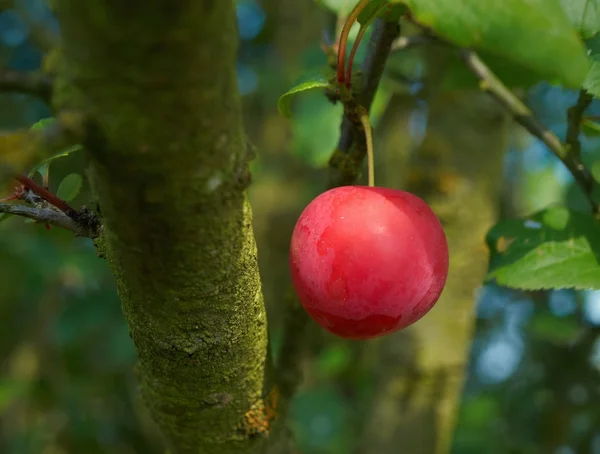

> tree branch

[
  {"left": 0, "top": 202, "right": 97, "bottom": 237},
  {"left": 0, "top": 174, "right": 102, "bottom": 238},
  {"left": 459, "top": 50, "right": 599, "bottom": 215},
  {"left": 566, "top": 89, "right": 594, "bottom": 159},
  {"left": 15, "top": 174, "right": 76, "bottom": 217},
  {"left": 0, "top": 68, "right": 53, "bottom": 102},
  {"left": 406, "top": 13, "right": 599, "bottom": 214},
  {"left": 328, "top": 18, "right": 400, "bottom": 188}
]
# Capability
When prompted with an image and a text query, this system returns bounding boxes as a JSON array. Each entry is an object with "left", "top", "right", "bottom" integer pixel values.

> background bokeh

[{"left": 1, "top": 1, "right": 600, "bottom": 453}]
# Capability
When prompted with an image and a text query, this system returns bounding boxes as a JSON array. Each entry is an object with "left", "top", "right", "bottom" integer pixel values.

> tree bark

[{"left": 53, "top": 1, "right": 270, "bottom": 453}]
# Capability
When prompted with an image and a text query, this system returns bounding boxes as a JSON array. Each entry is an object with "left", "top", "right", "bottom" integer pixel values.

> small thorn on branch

[{"left": 0, "top": 67, "right": 53, "bottom": 102}]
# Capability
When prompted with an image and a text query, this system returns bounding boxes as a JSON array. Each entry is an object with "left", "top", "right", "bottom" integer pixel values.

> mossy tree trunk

[{"left": 53, "top": 1, "right": 271, "bottom": 453}]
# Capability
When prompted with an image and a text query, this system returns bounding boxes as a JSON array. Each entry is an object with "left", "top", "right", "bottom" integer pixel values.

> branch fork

[{"left": 0, "top": 175, "right": 102, "bottom": 238}]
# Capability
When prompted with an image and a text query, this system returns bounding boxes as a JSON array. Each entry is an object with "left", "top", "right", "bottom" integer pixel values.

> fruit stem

[
  {"left": 337, "top": 0, "right": 371, "bottom": 85},
  {"left": 358, "top": 109, "right": 375, "bottom": 187},
  {"left": 345, "top": 3, "right": 387, "bottom": 88}
]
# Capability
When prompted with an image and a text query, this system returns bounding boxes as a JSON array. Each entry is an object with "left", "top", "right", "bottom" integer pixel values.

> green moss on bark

[{"left": 53, "top": 1, "right": 269, "bottom": 452}]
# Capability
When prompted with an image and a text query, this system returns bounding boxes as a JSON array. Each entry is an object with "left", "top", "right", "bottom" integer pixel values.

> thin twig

[
  {"left": 460, "top": 49, "right": 599, "bottom": 215},
  {"left": 0, "top": 202, "right": 92, "bottom": 237},
  {"left": 328, "top": 18, "right": 400, "bottom": 188},
  {"left": 566, "top": 89, "right": 594, "bottom": 159},
  {"left": 0, "top": 68, "right": 53, "bottom": 102}
]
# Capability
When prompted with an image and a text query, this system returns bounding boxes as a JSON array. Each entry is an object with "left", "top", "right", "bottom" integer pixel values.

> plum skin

[{"left": 289, "top": 185, "right": 449, "bottom": 340}]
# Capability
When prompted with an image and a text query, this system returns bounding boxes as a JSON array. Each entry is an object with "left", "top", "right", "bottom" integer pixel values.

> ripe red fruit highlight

[{"left": 289, "top": 186, "right": 449, "bottom": 340}]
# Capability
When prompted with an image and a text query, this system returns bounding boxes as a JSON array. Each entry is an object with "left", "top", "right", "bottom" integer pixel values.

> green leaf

[
  {"left": 28, "top": 143, "right": 84, "bottom": 180},
  {"left": 583, "top": 36, "right": 600, "bottom": 97},
  {"left": 440, "top": 52, "right": 546, "bottom": 91},
  {"left": 582, "top": 119, "right": 600, "bottom": 136},
  {"left": 30, "top": 117, "right": 56, "bottom": 131},
  {"left": 28, "top": 117, "right": 84, "bottom": 183},
  {"left": 32, "top": 161, "right": 50, "bottom": 184},
  {"left": 278, "top": 75, "right": 332, "bottom": 119},
  {"left": 394, "top": 0, "right": 589, "bottom": 87},
  {"left": 519, "top": 167, "right": 568, "bottom": 214},
  {"left": 357, "top": 0, "right": 387, "bottom": 24},
  {"left": 291, "top": 88, "right": 344, "bottom": 166},
  {"left": 56, "top": 173, "right": 83, "bottom": 202},
  {"left": 584, "top": 55, "right": 600, "bottom": 97},
  {"left": 560, "top": 0, "right": 600, "bottom": 38},
  {"left": 486, "top": 206, "right": 600, "bottom": 290}
]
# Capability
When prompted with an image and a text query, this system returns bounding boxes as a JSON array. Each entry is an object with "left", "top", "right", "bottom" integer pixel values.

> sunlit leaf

[
  {"left": 30, "top": 117, "right": 56, "bottom": 131},
  {"left": 584, "top": 55, "right": 600, "bottom": 97},
  {"left": 486, "top": 206, "right": 600, "bottom": 290},
  {"left": 390, "top": 0, "right": 589, "bottom": 87},
  {"left": 357, "top": 0, "right": 406, "bottom": 24},
  {"left": 278, "top": 75, "right": 333, "bottom": 119},
  {"left": 560, "top": 0, "right": 600, "bottom": 38},
  {"left": 28, "top": 143, "right": 84, "bottom": 181}
]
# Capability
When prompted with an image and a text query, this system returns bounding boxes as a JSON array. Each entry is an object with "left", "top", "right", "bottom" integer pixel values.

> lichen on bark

[{"left": 52, "top": 1, "right": 270, "bottom": 452}]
